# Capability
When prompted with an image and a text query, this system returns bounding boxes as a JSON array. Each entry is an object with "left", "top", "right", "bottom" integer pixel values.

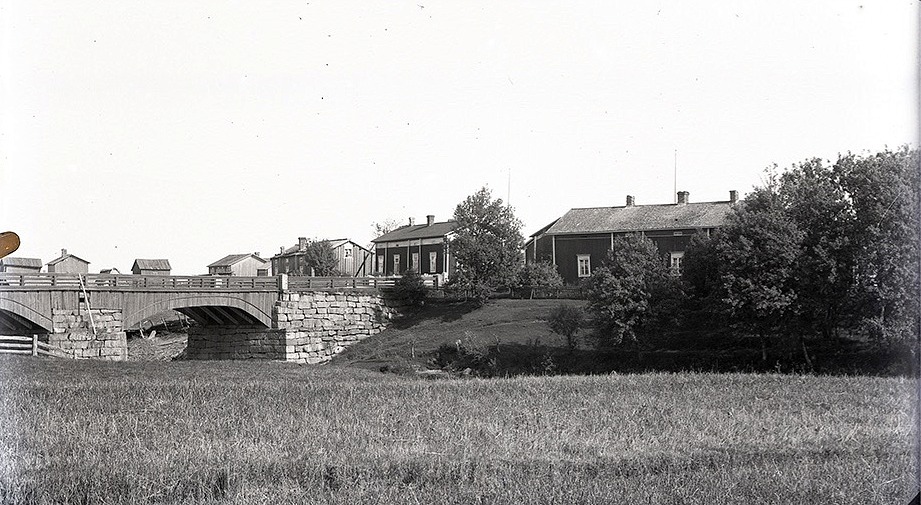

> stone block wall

[
  {"left": 48, "top": 307, "right": 127, "bottom": 360},
  {"left": 184, "top": 326, "right": 288, "bottom": 360},
  {"left": 275, "top": 291, "right": 403, "bottom": 364}
]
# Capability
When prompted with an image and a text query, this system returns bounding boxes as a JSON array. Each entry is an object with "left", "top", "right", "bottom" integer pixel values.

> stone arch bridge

[{"left": 0, "top": 273, "right": 420, "bottom": 363}]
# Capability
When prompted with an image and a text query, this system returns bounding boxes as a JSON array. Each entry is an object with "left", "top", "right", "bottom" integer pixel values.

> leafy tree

[
  {"left": 515, "top": 261, "right": 564, "bottom": 297},
  {"left": 714, "top": 186, "right": 803, "bottom": 361},
  {"left": 585, "top": 233, "right": 676, "bottom": 349},
  {"left": 777, "top": 158, "right": 854, "bottom": 340},
  {"left": 372, "top": 218, "right": 404, "bottom": 238},
  {"left": 679, "top": 232, "right": 727, "bottom": 331},
  {"left": 547, "top": 304, "right": 583, "bottom": 351},
  {"left": 833, "top": 147, "right": 920, "bottom": 345},
  {"left": 298, "top": 240, "right": 341, "bottom": 276},
  {"left": 449, "top": 187, "right": 524, "bottom": 305}
]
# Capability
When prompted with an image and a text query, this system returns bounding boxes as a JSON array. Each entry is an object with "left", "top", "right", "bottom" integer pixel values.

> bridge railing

[
  {"left": 0, "top": 273, "right": 279, "bottom": 291},
  {"left": 0, "top": 273, "right": 440, "bottom": 292},
  {"left": 0, "top": 335, "right": 68, "bottom": 358},
  {"left": 286, "top": 275, "right": 440, "bottom": 291}
]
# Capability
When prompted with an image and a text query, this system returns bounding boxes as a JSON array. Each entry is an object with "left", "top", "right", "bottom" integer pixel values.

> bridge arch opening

[{"left": 123, "top": 295, "right": 273, "bottom": 330}]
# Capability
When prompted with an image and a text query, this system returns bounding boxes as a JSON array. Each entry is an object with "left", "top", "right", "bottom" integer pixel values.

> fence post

[
  {"left": 31, "top": 335, "right": 38, "bottom": 356},
  {"left": 277, "top": 274, "right": 288, "bottom": 292}
]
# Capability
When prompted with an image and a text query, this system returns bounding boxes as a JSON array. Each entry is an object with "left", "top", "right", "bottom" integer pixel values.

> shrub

[
  {"left": 393, "top": 270, "right": 427, "bottom": 307},
  {"left": 547, "top": 304, "right": 583, "bottom": 350}
]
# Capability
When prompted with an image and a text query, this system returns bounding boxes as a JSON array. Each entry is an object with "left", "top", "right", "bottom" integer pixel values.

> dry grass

[{"left": 0, "top": 357, "right": 916, "bottom": 504}]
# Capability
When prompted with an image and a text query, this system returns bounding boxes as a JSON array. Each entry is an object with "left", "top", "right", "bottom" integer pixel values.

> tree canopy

[{"left": 449, "top": 187, "right": 524, "bottom": 304}]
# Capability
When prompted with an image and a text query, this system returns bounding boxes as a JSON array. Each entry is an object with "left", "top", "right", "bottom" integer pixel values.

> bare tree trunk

[{"left": 800, "top": 335, "right": 813, "bottom": 371}]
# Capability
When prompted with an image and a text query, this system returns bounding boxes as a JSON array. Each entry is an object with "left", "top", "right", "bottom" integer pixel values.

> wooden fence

[
  {"left": 286, "top": 275, "right": 441, "bottom": 291},
  {"left": 0, "top": 335, "right": 68, "bottom": 358}
]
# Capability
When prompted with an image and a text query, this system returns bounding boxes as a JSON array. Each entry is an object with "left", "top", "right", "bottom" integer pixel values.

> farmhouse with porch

[
  {"left": 272, "top": 238, "right": 373, "bottom": 277},
  {"left": 372, "top": 215, "right": 457, "bottom": 283},
  {"left": 525, "top": 191, "right": 738, "bottom": 284}
]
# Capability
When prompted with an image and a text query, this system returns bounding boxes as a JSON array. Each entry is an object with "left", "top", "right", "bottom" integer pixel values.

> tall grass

[{"left": 0, "top": 357, "right": 915, "bottom": 504}]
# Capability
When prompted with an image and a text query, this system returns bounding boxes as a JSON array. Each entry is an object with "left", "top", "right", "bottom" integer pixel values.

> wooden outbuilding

[
  {"left": 46, "top": 249, "right": 89, "bottom": 274},
  {"left": 207, "top": 253, "right": 270, "bottom": 276},
  {"left": 0, "top": 257, "right": 42, "bottom": 274},
  {"left": 271, "top": 238, "right": 373, "bottom": 277},
  {"left": 131, "top": 259, "right": 171, "bottom": 276}
]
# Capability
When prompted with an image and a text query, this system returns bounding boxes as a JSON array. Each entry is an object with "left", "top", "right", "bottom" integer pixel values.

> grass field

[{"left": 0, "top": 356, "right": 916, "bottom": 504}]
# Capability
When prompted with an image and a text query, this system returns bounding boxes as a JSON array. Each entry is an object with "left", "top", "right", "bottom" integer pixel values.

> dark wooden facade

[{"left": 525, "top": 191, "right": 736, "bottom": 285}]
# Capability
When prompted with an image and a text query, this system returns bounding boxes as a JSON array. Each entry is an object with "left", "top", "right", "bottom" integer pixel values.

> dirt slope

[{"left": 331, "top": 298, "right": 585, "bottom": 370}]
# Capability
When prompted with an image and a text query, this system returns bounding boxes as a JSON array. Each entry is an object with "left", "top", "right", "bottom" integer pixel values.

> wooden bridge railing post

[{"left": 31, "top": 335, "right": 38, "bottom": 356}]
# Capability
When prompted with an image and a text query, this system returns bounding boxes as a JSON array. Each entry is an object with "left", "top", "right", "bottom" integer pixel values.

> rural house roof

[
  {"left": 207, "top": 253, "right": 268, "bottom": 268},
  {"left": 372, "top": 221, "right": 457, "bottom": 243},
  {"left": 543, "top": 201, "right": 733, "bottom": 235},
  {"left": 1, "top": 257, "right": 42, "bottom": 268},
  {"left": 47, "top": 252, "right": 89, "bottom": 266},
  {"left": 276, "top": 239, "right": 370, "bottom": 257},
  {"left": 132, "top": 259, "right": 171, "bottom": 271}
]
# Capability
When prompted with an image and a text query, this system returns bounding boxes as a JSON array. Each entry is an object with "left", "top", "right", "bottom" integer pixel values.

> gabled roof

[
  {"left": 274, "top": 238, "right": 371, "bottom": 258},
  {"left": 207, "top": 253, "right": 268, "bottom": 268},
  {"left": 544, "top": 201, "right": 733, "bottom": 235},
  {"left": 47, "top": 253, "right": 89, "bottom": 266},
  {"left": 327, "top": 239, "right": 371, "bottom": 252},
  {"left": 132, "top": 259, "right": 171, "bottom": 271},
  {"left": 1, "top": 257, "right": 42, "bottom": 268},
  {"left": 528, "top": 218, "right": 560, "bottom": 239},
  {"left": 372, "top": 221, "right": 457, "bottom": 243}
]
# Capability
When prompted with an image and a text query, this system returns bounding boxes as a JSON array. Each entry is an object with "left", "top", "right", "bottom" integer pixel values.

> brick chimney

[
  {"left": 626, "top": 195, "right": 635, "bottom": 207},
  {"left": 409, "top": 217, "right": 415, "bottom": 226},
  {"left": 677, "top": 191, "right": 689, "bottom": 205},
  {"left": 61, "top": 248, "right": 67, "bottom": 256},
  {"left": 279, "top": 246, "right": 285, "bottom": 254},
  {"left": 254, "top": 252, "right": 260, "bottom": 258},
  {"left": 426, "top": 215, "right": 435, "bottom": 226},
  {"left": 298, "top": 237, "right": 308, "bottom": 250},
  {"left": 729, "top": 190, "right": 738, "bottom": 203}
]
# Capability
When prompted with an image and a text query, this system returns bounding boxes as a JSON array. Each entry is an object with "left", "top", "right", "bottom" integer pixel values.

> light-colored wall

[{"left": 48, "top": 257, "right": 88, "bottom": 274}]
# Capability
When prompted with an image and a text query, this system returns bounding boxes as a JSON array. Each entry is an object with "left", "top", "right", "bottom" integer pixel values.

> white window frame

[
  {"left": 393, "top": 254, "right": 401, "bottom": 274},
  {"left": 670, "top": 251, "right": 684, "bottom": 273},
  {"left": 344, "top": 247, "right": 352, "bottom": 259},
  {"left": 377, "top": 255, "right": 384, "bottom": 273},
  {"left": 411, "top": 252, "right": 419, "bottom": 272},
  {"left": 429, "top": 251, "right": 437, "bottom": 273},
  {"left": 577, "top": 254, "right": 591, "bottom": 278}
]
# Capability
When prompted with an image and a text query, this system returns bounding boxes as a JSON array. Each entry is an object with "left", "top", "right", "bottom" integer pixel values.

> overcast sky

[{"left": 1, "top": 1, "right": 917, "bottom": 274}]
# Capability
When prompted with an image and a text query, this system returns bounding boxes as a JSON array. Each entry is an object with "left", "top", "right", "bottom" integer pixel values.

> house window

[
  {"left": 411, "top": 252, "right": 419, "bottom": 272},
  {"left": 429, "top": 251, "right": 437, "bottom": 273},
  {"left": 670, "top": 251, "right": 684, "bottom": 273},
  {"left": 393, "top": 254, "right": 400, "bottom": 274},
  {"left": 257, "top": 268, "right": 268, "bottom": 277},
  {"left": 377, "top": 255, "right": 384, "bottom": 273},
  {"left": 344, "top": 248, "right": 352, "bottom": 259},
  {"left": 577, "top": 254, "right": 591, "bottom": 277}
]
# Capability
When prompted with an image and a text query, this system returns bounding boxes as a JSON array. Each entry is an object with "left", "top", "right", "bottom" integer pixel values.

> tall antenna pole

[
  {"left": 673, "top": 149, "right": 678, "bottom": 203},
  {"left": 507, "top": 167, "right": 511, "bottom": 206}
]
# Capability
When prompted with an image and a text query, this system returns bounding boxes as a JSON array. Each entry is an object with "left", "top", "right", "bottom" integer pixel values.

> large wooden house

[
  {"left": 207, "top": 253, "right": 270, "bottom": 276},
  {"left": 371, "top": 216, "right": 457, "bottom": 281},
  {"left": 272, "top": 238, "right": 373, "bottom": 277},
  {"left": 525, "top": 191, "right": 737, "bottom": 284},
  {"left": 46, "top": 249, "right": 89, "bottom": 274}
]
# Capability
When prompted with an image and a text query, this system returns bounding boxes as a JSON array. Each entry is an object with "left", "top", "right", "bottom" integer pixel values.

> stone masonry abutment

[{"left": 184, "top": 290, "right": 403, "bottom": 363}]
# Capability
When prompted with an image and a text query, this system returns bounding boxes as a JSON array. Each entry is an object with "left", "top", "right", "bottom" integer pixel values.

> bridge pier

[
  {"left": 47, "top": 306, "right": 128, "bottom": 360},
  {"left": 273, "top": 291, "right": 402, "bottom": 364}
]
